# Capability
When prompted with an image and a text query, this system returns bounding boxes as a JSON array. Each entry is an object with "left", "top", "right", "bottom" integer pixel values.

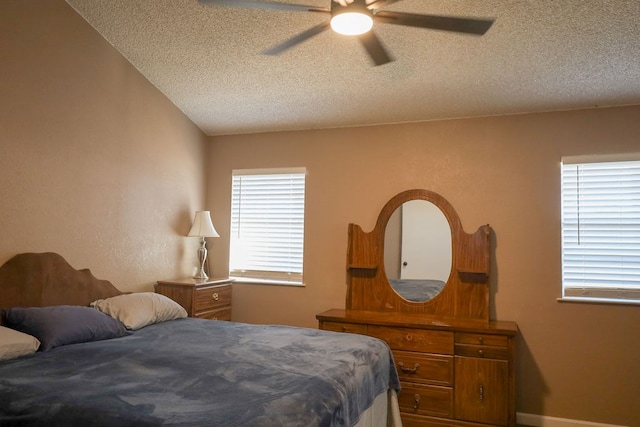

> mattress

[{"left": 0, "top": 317, "right": 400, "bottom": 426}]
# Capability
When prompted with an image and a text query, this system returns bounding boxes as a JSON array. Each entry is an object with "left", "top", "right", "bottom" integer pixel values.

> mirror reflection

[{"left": 384, "top": 200, "right": 452, "bottom": 302}]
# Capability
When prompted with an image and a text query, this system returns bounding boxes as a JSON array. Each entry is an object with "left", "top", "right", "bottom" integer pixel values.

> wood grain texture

[
  {"left": 319, "top": 189, "right": 518, "bottom": 426},
  {"left": 155, "top": 278, "right": 234, "bottom": 321},
  {"left": 346, "top": 189, "right": 490, "bottom": 320}
]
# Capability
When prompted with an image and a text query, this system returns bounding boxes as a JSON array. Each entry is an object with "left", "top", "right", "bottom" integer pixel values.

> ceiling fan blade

[
  {"left": 374, "top": 11, "right": 494, "bottom": 35},
  {"left": 263, "top": 21, "right": 331, "bottom": 56},
  {"left": 358, "top": 31, "right": 393, "bottom": 66},
  {"left": 199, "top": 0, "right": 328, "bottom": 13},
  {"left": 365, "top": 0, "right": 403, "bottom": 10}
]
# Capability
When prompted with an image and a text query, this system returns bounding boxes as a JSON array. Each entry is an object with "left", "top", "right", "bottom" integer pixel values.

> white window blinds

[
  {"left": 561, "top": 155, "right": 640, "bottom": 303},
  {"left": 229, "top": 168, "right": 306, "bottom": 284}
]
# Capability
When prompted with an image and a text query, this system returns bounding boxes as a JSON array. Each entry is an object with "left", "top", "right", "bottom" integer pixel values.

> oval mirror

[{"left": 383, "top": 200, "right": 452, "bottom": 302}]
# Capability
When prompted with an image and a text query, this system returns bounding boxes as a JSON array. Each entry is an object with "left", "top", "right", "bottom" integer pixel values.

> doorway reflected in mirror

[{"left": 384, "top": 200, "right": 452, "bottom": 302}]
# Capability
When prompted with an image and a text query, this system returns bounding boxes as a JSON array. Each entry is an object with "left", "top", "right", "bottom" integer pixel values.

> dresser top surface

[{"left": 317, "top": 308, "right": 518, "bottom": 335}]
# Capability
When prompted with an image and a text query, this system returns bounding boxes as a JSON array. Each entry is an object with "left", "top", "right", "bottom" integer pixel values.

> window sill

[
  {"left": 557, "top": 297, "right": 640, "bottom": 306},
  {"left": 231, "top": 277, "right": 305, "bottom": 287}
]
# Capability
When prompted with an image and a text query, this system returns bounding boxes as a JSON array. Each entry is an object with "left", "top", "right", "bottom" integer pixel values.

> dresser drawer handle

[
  {"left": 212, "top": 292, "right": 219, "bottom": 301},
  {"left": 478, "top": 336, "right": 484, "bottom": 344},
  {"left": 413, "top": 394, "right": 421, "bottom": 410},
  {"left": 398, "top": 362, "right": 420, "bottom": 373},
  {"left": 478, "top": 349, "right": 484, "bottom": 357}
]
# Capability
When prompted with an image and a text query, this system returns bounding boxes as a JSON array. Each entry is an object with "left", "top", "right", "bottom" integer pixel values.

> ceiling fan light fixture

[{"left": 330, "top": 2, "right": 373, "bottom": 36}]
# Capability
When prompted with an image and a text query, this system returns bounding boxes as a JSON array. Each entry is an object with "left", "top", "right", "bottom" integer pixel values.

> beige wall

[
  {"left": 207, "top": 107, "right": 640, "bottom": 425},
  {"left": 0, "top": 1, "right": 207, "bottom": 290},
  {"left": 3, "top": 0, "right": 639, "bottom": 425}
]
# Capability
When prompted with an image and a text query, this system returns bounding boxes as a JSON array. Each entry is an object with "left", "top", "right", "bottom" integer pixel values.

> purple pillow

[{"left": 1, "top": 305, "right": 129, "bottom": 351}]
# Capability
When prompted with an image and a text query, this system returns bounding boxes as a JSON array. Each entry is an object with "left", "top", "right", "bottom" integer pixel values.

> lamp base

[
  {"left": 194, "top": 237, "right": 209, "bottom": 280},
  {"left": 193, "top": 268, "right": 208, "bottom": 280}
]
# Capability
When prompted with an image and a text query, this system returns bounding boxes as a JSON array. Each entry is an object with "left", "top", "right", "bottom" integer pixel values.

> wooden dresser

[
  {"left": 316, "top": 189, "right": 518, "bottom": 426},
  {"left": 317, "top": 309, "right": 517, "bottom": 426},
  {"left": 155, "top": 278, "right": 233, "bottom": 320}
]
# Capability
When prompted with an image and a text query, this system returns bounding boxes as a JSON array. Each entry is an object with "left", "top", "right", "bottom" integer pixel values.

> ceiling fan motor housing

[{"left": 330, "top": 0, "right": 373, "bottom": 36}]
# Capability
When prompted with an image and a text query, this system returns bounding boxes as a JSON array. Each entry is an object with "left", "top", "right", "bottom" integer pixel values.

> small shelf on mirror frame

[{"left": 457, "top": 270, "right": 489, "bottom": 284}]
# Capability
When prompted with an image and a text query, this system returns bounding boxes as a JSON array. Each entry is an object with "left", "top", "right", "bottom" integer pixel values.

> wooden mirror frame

[{"left": 346, "top": 189, "right": 491, "bottom": 321}]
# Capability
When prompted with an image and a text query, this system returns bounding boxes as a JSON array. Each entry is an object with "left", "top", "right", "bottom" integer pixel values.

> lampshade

[
  {"left": 330, "top": 1, "right": 373, "bottom": 36},
  {"left": 187, "top": 211, "right": 219, "bottom": 238}
]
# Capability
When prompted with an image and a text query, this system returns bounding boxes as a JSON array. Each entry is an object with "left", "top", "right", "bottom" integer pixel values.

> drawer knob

[
  {"left": 478, "top": 336, "right": 484, "bottom": 344},
  {"left": 212, "top": 292, "right": 219, "bottom": 301},
  {"left": 478, "top": 349, "right": 484, "bottom": 357},
  {"left": 413, "top": 394, "right": 421, "bottom": 410},
  {"left": 398, "top": 362, "right": 420, "bottom": 374}
]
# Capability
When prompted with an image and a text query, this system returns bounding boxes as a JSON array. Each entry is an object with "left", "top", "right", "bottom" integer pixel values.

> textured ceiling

[{"left": 66, "top": 0, "right": 640, "bottom": 136}]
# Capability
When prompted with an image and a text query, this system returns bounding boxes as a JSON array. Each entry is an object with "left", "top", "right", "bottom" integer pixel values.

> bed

[{"left": 0, "top": 252, "right": 401, "bottom": 427}]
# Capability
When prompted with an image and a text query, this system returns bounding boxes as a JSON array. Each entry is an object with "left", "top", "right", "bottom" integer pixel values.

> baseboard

[{"left": 517, "top": 413, "right": 628, "bottom": 427}]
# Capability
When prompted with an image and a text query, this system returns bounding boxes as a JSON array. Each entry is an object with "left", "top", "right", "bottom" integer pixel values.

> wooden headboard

[{"left": 0, "top": 252, "right": 122, "bottom": 310}]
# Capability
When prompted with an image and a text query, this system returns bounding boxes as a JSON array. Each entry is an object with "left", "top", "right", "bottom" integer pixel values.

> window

[
  {"left": 560, "top": 154, "right": 640, "bottom": 304},
  {"left": 229, "top": 168, "right": 306, "bottom": 285}
]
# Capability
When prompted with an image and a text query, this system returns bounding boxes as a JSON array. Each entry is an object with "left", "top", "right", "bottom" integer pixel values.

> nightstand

[{"left": 155, "top": 278, "right": 234, "bottom": 320}]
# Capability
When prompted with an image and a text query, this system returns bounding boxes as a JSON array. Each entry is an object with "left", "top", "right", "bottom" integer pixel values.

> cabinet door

[{"left": 454, "top": 357, "right": 508, "bottom": 426}]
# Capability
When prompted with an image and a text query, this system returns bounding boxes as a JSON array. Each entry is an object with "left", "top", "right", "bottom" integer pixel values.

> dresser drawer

[
  {"left": 455, "top": 333, "right": 509, "bottom": 360},
  {"left": 399, "top": 412, "right": 460, "bottom": 427},
  {"left": 368, "top": 325, "right": 453, "bottom": 354},
  {"left": 398, "top": 383, "right": 453, "bottom": 419},
  {"left": 321, "top": 321, "right": 368, "bottom": 335},
  {"left": 195, "top": 307, "right": 232, "bottom": 321},
  {"left": 394, "top": 350, "right": 453, "bottom": 386},
  {"left": 455, "top": 344, "right": 508, "bottom": 360},
  {"left": 455, "top": 333, "right": 508, "bottom": 347},
  {"left": 194, "top": 285, "right": 232, "bottom": 312}
]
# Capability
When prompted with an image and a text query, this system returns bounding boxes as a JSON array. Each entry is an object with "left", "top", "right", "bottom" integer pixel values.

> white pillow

[
  {"left": 0, "top": 325, "right": 41, "bottom": 360},
  {"left": 91, "top": 292, "right": 187, "bottom": 330}
]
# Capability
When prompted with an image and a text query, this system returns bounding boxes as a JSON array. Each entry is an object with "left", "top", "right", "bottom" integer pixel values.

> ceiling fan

[{"left": 199, "top": 0, "right": 495, "bottom": 66}]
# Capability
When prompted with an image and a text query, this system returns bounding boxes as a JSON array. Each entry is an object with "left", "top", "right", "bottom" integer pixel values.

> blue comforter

[{"left": 0, "top": 318, "right": 399, "bottom": 426}]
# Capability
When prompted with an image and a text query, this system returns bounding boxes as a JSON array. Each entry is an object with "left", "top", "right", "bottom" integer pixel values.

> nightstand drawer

[
  {"left": 196, "top": 307, "right": 232, "bottom": 321},
  {"left": 156, "top": 278, "right": 234, "bottom": 320},
  {"left": 194, "top": 285, "right": 232, "bottom": 312}
]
